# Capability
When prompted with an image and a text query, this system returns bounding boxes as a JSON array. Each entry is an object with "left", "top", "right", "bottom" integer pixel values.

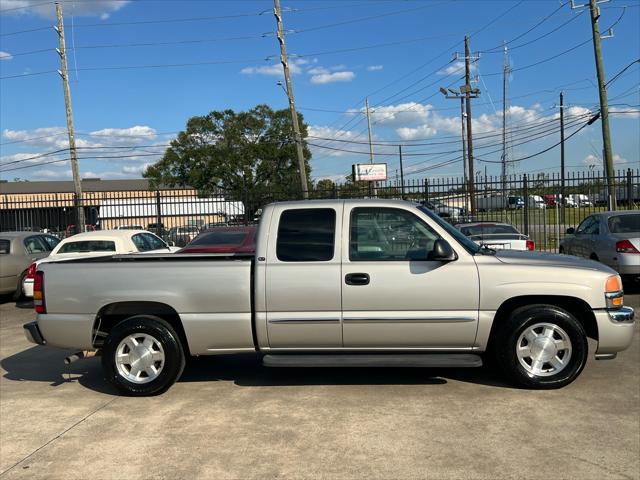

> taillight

[
  {"left": 616, "top": 240, "right": 640, "bottom": 254},
  {"left": 26, "top": 263, "right": 36, "bottom": 280},
  {"left": 526, "top": 240, "right": 535, "bottom": 251},
  {"left": 33, "top": 271, "right": 46, "bottom": 314}
]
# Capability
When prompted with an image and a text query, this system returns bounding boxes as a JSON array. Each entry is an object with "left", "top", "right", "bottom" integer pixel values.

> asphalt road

[{"left": 1, "top": 295, "right": 638, "bottom": 480}]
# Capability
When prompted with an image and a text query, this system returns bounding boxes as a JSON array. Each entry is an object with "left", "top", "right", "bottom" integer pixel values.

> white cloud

[
  {"left": 370, "top": 102, "right": 432, "bottom": 126},
  {"left": 367, "top": 65, "right": 384, "bottom": 71},
  {"left": 582, "top": 153, "right": 626, "bottom": 167},
  {"left": 310, "top": 71, "right": 355, "bottom": 85},
  {"left": 122, "top": 163, "right": 152, "bottom": 175},
  {"left": 307, "top": 66, "right": 329, "bottom": 75},
  {"left": 30, "top": 169, "right": 72, "bottom": 180},
  {"left": 0, "top": 0, "right": 129, "bottom": 19},
  {"left": 610, "top": 106, "right": 640, "bottom": 119},
  {"left": 396, "top": 125, "right": 437, "bottom": 140},
  {"left": 438, "top": 61, "right": 476, "bottom": 76},
  {"left": 0, "top": 51, "right": 13, "bottom": 61},
  {"left": 241, "top": 59, "right": 305, "bottom": 76},
  {"left": 308, "top": 125, "right": 368, "bottom": 157},
  {"left": 88, "top": 125, "right": 157, "bottom": 144}
]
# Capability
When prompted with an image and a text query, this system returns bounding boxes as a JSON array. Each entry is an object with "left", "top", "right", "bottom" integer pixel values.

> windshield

[
  {"left": 417, "top": 206, "right": 481, "bottom": 254},
  {"left": 608, "top": 214, "right": 640, "bottom": 234}
]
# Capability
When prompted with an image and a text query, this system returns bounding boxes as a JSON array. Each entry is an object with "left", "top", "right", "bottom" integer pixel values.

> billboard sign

[{"left": 352, "top": 163, "right": 388, "bottom": 182}]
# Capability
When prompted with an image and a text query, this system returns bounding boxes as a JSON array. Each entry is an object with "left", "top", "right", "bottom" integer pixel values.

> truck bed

[{"left": 37, "top": 253, "right": 255, "bottom": 354}]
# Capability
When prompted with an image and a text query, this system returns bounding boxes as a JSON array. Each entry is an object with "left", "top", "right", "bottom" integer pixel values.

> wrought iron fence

[{"left": 0, "top": 168, "right": 637, "bottom": 251}]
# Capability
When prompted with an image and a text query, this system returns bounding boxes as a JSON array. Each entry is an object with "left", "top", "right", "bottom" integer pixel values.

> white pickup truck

[{"left": 25, "top": 200, "right": 635, "bottom": 396}]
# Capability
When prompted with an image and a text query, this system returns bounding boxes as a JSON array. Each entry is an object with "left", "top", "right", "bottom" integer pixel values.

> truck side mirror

[
  {"left": 566, "top": 227, "right": 575, "bottom": 234},
  {"left": 429, "top": 239, "right": 457, "bottom": 262}
]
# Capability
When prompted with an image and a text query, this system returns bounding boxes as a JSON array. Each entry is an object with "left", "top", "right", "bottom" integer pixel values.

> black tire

[
  {"left": 590, "top": 253, "right": 599, "bottom": 261},
  {"left": 102, "top": 315, "right": 186, "bottom": 396},
  {"left": 558, "top": 246, "right": 564, "bottom": 254},
  {"left": 12, "top": 271, "right": 26, "bottom": 302},
  {"left": 494, "top": 305, "right": 588, "bottom": 389}
]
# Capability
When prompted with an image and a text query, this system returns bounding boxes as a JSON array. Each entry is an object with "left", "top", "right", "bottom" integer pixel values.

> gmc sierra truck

[{"left": 24, "top": 199, "right": 635, "bottom": 396}]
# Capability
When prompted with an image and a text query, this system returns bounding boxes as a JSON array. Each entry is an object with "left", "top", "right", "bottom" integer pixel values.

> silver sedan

[{"left": 560, "top": 211, "right": 640, "bottom": 281}]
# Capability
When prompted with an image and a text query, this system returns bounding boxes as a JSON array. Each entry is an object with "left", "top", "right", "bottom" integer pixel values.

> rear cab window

[
  {"left": 58, "top": 241, "right": 116, "bottom": 253},
  {"left": 0, "top": 239, "right": 10, "bottom": 255},
  {"left": 276, "top": 208, "right": 336, "bottom": 262}
]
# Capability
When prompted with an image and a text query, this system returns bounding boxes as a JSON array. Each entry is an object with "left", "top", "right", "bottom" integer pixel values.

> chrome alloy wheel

[
  {"left": 516, "top": 323, "right": 572, "bottom": 377},
  {"left": 115, "top": 333, "right": 165, "bottom": 384}
]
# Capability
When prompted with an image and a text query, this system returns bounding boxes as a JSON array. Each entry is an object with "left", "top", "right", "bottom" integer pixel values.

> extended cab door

[
  {"left": 341, "top": 205, "right": 479, "bottom": 348},
  {"left": 264, "top": 203, "right": 343, "bottom": 348}
]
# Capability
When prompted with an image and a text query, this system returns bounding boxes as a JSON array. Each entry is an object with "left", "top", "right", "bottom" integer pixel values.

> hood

[{"left": 494, "top": 249, "right": 617, "bottom": 274}]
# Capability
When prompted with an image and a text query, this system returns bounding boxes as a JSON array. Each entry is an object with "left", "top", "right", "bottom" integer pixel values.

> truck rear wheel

[
  {"left": 102, "top": 315, "right": 185, "bottom": 396},
  {"left": 495, "top": 305, "right": 588, "bottom": 389}
]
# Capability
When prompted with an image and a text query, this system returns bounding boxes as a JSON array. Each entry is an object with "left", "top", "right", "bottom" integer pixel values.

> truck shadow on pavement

[{"left": 2, "top": 347, "right": 515, "bottom": 395}]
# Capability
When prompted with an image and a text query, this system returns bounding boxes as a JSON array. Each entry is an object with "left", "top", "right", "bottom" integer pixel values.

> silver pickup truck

[{"left": 24, "top": 199, "right": 635, "bottom": 396}]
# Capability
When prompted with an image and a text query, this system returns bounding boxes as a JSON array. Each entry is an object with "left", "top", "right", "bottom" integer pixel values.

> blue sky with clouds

[{"left": 0, "top": 0, "right": 638, "bottom": 183}]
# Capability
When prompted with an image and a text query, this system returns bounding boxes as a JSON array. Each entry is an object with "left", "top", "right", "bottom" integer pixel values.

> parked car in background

[
  {"left": 507, "top": 196, "right": 525, "bottom": 210},
  {"left": 179, "top": 226, "right": 257, "bottom": 254},
  {"left": 0, "top": 232, "right": 60, "bottom": 299},
  {"left": 544, "top": 194, "right": 576, "bottom": 208},
  {"left": 167, "top": 226, "right": 200, "bottom": 247},
  {"left": 23, "top": 230, "right": 179, "bottom": 297},
  {"left": 456, "top": 222, "right": 534, "bottom": 251},
  {"left": 528, "top": 195, "right": 546, "bottom": 209},
  {"left": 568, "top": 194, "right": 593, "bottom": 207},
  {"left": 420, "top": 199, "right": 465, "bottom": 221},
  {"left": 560, "top": 211, "right": 640, "bottom": 283},
  {"left": 146, "top": 223, "right": 166, "bottom": 238},
  {"left": 115, "top": 225, "right": 144, "bottom": 230},
  {"left": 475, "top": 195, "right": 523, "bottom": 211},
  {"left": 64, "top": 224, "right": 97, "bottom": 238}
]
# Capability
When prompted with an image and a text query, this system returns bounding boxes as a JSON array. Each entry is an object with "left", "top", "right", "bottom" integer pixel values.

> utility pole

[
  {"left": 588, "top": 0, "right": 615, "bottom": 209},
  {"left": 560, "top": 91, "right": 566, "bottom": 222},
  {"left": 273, "top": 0, "right": 309, "bottom": 199},
  {"left": 365, "top": 97, "right": 377, "bottom": 196},
  {"left": 438, "top": 87, "right": 474, "bottom": 213},
  {"left": 501, "top": 42, "right": 510, "bottom": 194},
  {"left": 463, "top": 35, "right": 480, "bottom": 215},
  {"left": 55, "top": 2, "right": 85, "bottom": 232},
  {"left": 365, "top": 98, "right": 375, "bottom": 164},
  {"left": 398, "top": 145, "right": 405, "bottom": 199},
  {"left": 571, "top": 0, "right": 616, "bottom": 209}
]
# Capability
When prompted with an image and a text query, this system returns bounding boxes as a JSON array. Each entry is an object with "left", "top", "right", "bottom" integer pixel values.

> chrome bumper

[{"left": 608, "top": 306, "right": 635, "bottom": 323}]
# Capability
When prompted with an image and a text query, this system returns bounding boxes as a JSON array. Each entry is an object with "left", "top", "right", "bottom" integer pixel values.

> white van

[{"left": 528, "top": 195, "right": 545, "bottom": 209}]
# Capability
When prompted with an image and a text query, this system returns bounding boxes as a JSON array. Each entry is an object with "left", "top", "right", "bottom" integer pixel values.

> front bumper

[
  {"left": 594, "top": 306, "right": 635, "bottom": 355},
  {"left": 23, "top": 321, "right": 46, "bottom": 345}
]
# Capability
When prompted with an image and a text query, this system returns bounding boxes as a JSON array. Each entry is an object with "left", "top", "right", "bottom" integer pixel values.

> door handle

[{"left": 345, "top": 273, "right": 370, "bottom": 286}]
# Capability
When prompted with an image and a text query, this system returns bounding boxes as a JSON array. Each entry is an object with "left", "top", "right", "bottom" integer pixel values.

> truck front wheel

[
  {"left": 102, "top": 315, "right": 186, "bottom": 396},
  {"left": 495, "top": 305, "right": 588, "bottom": 389}
]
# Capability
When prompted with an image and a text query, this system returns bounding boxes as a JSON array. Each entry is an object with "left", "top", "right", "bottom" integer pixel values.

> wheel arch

[
  {"left": 486, "top": 295, "right": 598, "bottom": 351},
  {"left": 94, "top": 301, "right": 190, "bottom": 356}
]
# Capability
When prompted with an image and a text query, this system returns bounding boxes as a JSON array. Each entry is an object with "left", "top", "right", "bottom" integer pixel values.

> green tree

[{"left": 144, "top": 105, "right": 312, "bottom": 208}]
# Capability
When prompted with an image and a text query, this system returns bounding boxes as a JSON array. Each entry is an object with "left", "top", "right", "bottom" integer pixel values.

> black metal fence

[{"left": 1, "top": 168, "right": 638, "bottom": 251}]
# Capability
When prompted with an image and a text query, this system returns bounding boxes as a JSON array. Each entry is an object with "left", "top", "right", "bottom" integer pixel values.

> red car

[{"left": 178, "top": 226, "right": 257, "bottom": 254}]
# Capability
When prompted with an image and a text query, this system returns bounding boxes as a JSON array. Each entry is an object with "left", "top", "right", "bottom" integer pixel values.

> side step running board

[{"left": 262, "top": 353, "right": 482, "bottom": 368}]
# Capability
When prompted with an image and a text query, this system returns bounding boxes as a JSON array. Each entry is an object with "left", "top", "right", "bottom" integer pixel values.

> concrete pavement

[{"left": 1, "top": 296, "right": 638, "bottom": 480}]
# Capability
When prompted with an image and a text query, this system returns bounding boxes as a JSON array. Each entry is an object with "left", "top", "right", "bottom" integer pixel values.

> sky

[{"left": 0, "top": 0, "right": 638, "bottom": 184}]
